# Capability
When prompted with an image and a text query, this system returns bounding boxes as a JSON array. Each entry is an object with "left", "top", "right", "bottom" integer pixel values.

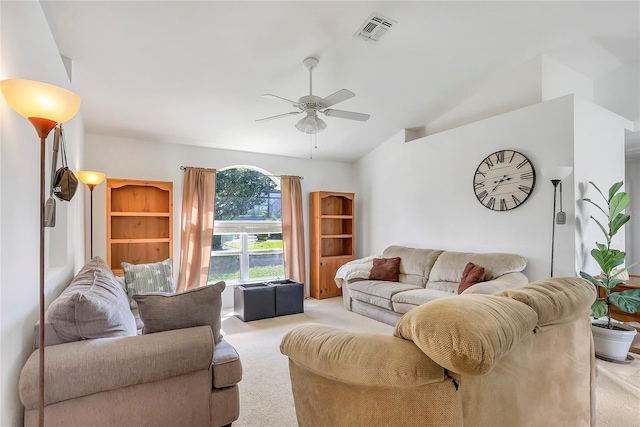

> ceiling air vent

[{"left": 354, "top": 12, "right": 397, "bottom": 44}]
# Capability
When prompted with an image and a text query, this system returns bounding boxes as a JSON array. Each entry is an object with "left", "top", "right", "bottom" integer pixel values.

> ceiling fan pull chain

[{"left": 309, "top": 133, "right": 313, "bottom": 159}]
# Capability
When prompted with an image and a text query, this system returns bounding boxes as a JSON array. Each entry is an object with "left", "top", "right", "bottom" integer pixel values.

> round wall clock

[{"left": 473, "top": 150, "right": 536, "bottom": 211}]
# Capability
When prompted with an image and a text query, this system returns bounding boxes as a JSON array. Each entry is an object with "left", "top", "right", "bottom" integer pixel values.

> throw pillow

[
  {"left": 133, "top": 281, "right": 226, "bottom": 343},
  {"left": 47, "top": 257, "right": 137, "bottom": 342},
  {"left": 369, "top": 257, "right": 401, "bottom": 281},
  {"left": 122, "top": 258, "right": 175, "bottom": 309},
  {"left": 458, "top": 262, "right": 485, "bottom": 294}
]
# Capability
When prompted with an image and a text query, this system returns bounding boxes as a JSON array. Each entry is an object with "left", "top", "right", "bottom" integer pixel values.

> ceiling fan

[{"left": 256, "top": 57, "right": 370, "bottom": 134}]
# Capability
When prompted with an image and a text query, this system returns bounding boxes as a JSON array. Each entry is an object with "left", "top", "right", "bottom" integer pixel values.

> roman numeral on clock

[
  {"left": 520, "top": 171, "right": 534, "bottom": 180},
  {"left": 495, "top": 150, "right": 505, "bottom": 163},
  {"left": 482, "top": 158, "right": 494, "bottom": 169},
  {"left": 486, "top": 197, "right": 495, "bottom": 209},
  {"left": 500, "top": 198, "right": 507, "bottom": 211},
  {"left": 519, "top": 185, "right": 531, "bottom": 194},
  {"left": 477, "top": 190, "right": 488, "bottom": 201},
  {"left": 512, "top": 194, "right": 521, "bottom": 206},
  {"left": 474, "top": 181, "right": 485, "bottom": 188}
]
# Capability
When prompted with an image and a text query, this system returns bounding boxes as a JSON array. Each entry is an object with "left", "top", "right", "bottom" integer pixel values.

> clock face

[{"left": 473, "top": 150, "right": 536, "bottom": 211}]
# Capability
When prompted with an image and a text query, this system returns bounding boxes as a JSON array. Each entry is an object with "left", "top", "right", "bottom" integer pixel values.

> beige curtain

[
  {"left": 177, "top": 167, "right": 216, "bottom": 292},
  {"left": 281, "top": 176, "right": 307, "bottom": 295}
]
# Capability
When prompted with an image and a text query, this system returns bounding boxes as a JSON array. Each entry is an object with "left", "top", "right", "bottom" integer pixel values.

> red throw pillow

[
  {"left": 369, "top": 257, "right": 401, "bottom": 282},
  {"left": 458, "top": 262, "right": 485, "bottom": 294}
]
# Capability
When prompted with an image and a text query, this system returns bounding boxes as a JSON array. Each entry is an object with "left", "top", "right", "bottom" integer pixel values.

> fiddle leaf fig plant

[{"left": 579, "top": 181, "right": 640, "bottom": 328}]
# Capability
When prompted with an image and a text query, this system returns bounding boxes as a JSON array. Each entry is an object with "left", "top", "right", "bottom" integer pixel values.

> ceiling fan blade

[
  {"left": 319, "top": 89, "right": 355, "bottom": 108},
  {"left": 255, "top": 111, "right": 301, "bottom": 122},
  {"left": 261, "top": 94, "right": 301, "bottom": 107},
  {"left": 323, "top": 109, "right": 370, "bottom": 122}
]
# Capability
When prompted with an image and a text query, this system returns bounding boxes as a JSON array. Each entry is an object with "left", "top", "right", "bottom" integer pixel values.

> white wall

[
  {"left": 0, "top": 2, "right": 85, "bottom": 425},
  {"left": 541, "top": 54, "right": 593, "bottom": 102},
  {"left": 84, "top": 134, "right": 355, "bottom": 302},
  {"left": 573, "top": 99, "right": 631, "bottom": 276},
  {"left": 355, "top": 96, "right": 576, "bottom": 282},
  {"left": 595, "top": 62, "right": 640, "bottom": 123},
  {"left": 422, "top": 54, "right": 543, "bottom": 137},
  {"left": 625, "top": 151, "right": 640, "bottom": 275}
]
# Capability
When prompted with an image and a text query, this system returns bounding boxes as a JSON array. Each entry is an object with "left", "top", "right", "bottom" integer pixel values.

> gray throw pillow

[
  {"left": 133, "top": 281, "right": 226, "bottom": 343},
  {"left": 47, "top": 257, "right": 137, "bottom": 342},
  {"left": 122, "top": 258, "right": 175, "bottom": 309}
]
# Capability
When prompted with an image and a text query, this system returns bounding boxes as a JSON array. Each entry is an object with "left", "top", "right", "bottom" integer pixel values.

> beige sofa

[
  {"left": 281, "top": 277, "right": 597, "bottom": 427},
  {"left": 19, "top": 257, "right": 241, "bottom": 427},
  {"left": 336, "top": 245, "right": 529, "bottom": 325}
]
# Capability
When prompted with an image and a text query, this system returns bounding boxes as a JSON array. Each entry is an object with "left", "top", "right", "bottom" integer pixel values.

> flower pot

[{"left": 591, "top": 320, "right": 638, "bottom": 361}]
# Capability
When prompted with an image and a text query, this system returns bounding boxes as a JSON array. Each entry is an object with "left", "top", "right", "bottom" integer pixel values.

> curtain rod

[{"left": 180, "top": 165, "right": 303, "bottom": 180}]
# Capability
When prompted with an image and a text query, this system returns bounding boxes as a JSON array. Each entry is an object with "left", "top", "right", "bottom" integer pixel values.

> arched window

[{"left": 208, "top": 166, "right": 284, "bottom": 283}]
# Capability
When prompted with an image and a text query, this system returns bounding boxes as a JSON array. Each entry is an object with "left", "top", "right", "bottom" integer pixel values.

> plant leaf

[
  {"left": 591, "top": 248, "right": 625, "bottom": 274},
  {"left": 610, "top": 289, "right": 640, "bottom": 313},
  {"left": 609, "top": 192, "right": 630, "bottom": 219},
  {"left": 608, "top": 181, "right": 623, "bottom": 201},
  {"left": 579, "top": 271, "right": 606, "bottom": 289},
  {"left": 591, "top": 299, "right": 608, "bottom": 318},
  {"left": 610, "top": 213, "right": 630, "bottom": 236}
]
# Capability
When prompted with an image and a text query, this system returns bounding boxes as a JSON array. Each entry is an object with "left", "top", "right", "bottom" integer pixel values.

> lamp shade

[
  {"left": 77, "top": 171, "right": 106, "bottom": 186},
  {"left": 0, "top": 79, "right": 81, "bottom": 123},
  {"left": 540, "top": 166, "right": 573, "bottom": 181},
  {"left": 295, "top": 112, "right": 327, "bottom": 134}
]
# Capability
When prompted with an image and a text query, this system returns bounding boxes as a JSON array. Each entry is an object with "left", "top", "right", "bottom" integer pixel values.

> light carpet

[{"left": 221, "top": 297, "right": 639, "bottom": 427}]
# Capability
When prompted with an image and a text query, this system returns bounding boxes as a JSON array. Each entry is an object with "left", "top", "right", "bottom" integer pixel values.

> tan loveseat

[
  {"left": 336, "top": 245, "right": 528, "bottom": 325},
  {"left": 19, "top": 258, "right": 241, "bottom": 427},
  {"left": 281, "top": 277, "right": 597, "bottom": 427}
]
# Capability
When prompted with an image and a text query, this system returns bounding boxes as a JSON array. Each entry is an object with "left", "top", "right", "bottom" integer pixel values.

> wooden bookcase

[
  {"left": 309, "top": 191, "right": 354, "bottom": 299},
  {"left": 107, "top": 179, "right": 173, "bottom": 276}
]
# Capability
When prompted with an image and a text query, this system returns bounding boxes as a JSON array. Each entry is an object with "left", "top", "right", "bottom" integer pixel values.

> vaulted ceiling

[{"left": 41, "top": 1, "right": 640, "bottom": 162}]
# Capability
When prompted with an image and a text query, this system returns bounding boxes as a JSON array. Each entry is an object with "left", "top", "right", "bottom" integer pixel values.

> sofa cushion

[
  {"left": 429, "top": 251, "right": 527, "bottom": 283},
  {"left": 349, "top": 280, "right": 421, "bottom": 310},
  {"left": 391, "top": 289, "right": 453, "bottom": 313},
  {"left": 382, "top": 246, "right": 443, "bottom": 287},
  {"left": 133, "top": 281, "right": 225, "bottom": 343},
  {"left": 122, "top": 258, "right": 175, "bottom": 309},
  {"left": 213, "top": 339, "right": 243, "bottom": 388},
  {"left": 369, "top": 257, "right": 401, "bottom": 281},
  {"left": 494, "top": 277, "right": 596, "bottom": 327},
  {"left": 458, "top": 262, "right": 485, "bottom": 294},
  {"left": 394, "top": 294, "right": 537, "bottom": 376},
  {"left": 47, "top": 257, "right": 137, "bottom": 342}
]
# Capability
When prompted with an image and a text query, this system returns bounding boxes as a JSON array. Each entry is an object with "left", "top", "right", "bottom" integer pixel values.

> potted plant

[{"left": 580, "top": 181, "right": 640, "bottom": 361}]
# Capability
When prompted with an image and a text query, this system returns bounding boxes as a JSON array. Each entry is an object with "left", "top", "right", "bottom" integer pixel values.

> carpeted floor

[{"left": 221, "top": 297, "right": 640, "bottom": 427}]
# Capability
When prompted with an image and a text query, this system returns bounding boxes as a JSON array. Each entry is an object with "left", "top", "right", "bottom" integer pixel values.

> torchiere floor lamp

[
  {"left": 540, "top": 166, "right": 573, "bottom": 277},
  {"left": 76, "top": 171, "right": 106, "bottom": 259},
  {"left": 0, "top": 79, "right": 81, "bottom": 427}
]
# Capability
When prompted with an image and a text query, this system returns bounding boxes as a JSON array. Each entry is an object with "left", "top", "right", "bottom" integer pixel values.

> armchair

[{"left": 281, "top": 277, "right": 596, "bottom": 427}]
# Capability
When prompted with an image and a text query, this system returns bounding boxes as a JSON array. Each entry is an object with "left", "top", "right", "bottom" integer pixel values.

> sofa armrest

[
  {"left": 280, "top": 324, "right": 444, "bottom": 388},
  {"left": 461, "top": 272, "right": 528, "bottom": 295},
  {"left": 20, "top": 325, "right": 214, "bottom": 409}
]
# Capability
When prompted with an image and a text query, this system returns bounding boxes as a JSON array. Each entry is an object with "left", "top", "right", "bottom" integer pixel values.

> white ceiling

[{"left": 40, "top": 1, "right": 640, "bottom": 163}]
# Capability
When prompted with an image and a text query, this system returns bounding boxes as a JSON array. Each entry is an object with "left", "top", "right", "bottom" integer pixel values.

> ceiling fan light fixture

[{"left": 295, "top": 113, "right": 327, "bottom": 134}]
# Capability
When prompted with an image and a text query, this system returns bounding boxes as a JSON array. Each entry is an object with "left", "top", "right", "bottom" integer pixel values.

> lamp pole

[
  {"left": 550, "top": 179, "right": 560, "bottom": 277},
  {"left": 1, "top": 79, "right": 81, "bottom": 427},
  {"left": 77, "top": 171, "right": 106, "bottom": 260}
]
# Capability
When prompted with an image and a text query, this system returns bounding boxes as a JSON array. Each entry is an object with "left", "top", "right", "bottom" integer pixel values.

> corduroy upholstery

[{"left": 281, "top": 277, "right": 596, "bottom": 427}]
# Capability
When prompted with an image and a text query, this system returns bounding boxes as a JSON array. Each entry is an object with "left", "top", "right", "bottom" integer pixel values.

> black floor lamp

[
  {"left": 77, "top": 171, "right": 106, "bottom": 259},
  {"left": 0, "top": 79, "right": 81, "bottom": 427},
  {"left": 540, "top": 166, "right": 573, "bottom": 277}
]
